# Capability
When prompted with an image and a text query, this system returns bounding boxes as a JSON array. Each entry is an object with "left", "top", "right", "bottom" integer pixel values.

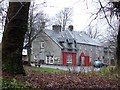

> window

[
  {"left": 67, "top": 39, "right": 73, "bottom": 44},
  {"left": 46, "top": 55, "right": 54, "bottom": 64},
  {"left": 59, "top": 42, "right": 64, "bottom": 47},
  {"left": 46, "top": 56, "right": 49, "bottom": 64},
  {"left": 81, "top": 57, "right": 84, "bottom": 65},
  {"left": 74, "top": 40, "right": 77, "bottom": 48},
  {"left": 50, "top": 56, "right": 53, "bottom": 64},
  {"left": 22, "top": 49, "right": 27, "bottom": 55},
  {"left": 41, "top": 42, "right": 44, "bottom": 49},
  {"left": 67, "top": 54, "right": 72, "bottom": 64},
  {"left": 68, "top": 43, "right": 72, "bottom": 48},
  {"left": 79, "top": 45, "right": 81, "bottom": 50},
  {"left": 91, "top": 48, "right": 92, "bottom": 52},
  {"left": 67, "top": 42, "right": 73, "bottom": 51},
  {"left": 34, "top": 55, "right": 37, "bottom": 60}
]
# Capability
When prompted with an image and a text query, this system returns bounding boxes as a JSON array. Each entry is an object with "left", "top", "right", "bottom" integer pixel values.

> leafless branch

[
  {"left": 55, "top": 8, "right": 73, "bottom": 31},
  {"left": 89, "top": 8, "right": 102, "bottom": 25},
  {"left": 0, "top": 0, "right": 4, "bottom": 4},
  {"left": 98, "top": 0, "right": 115, "bottom": 30}
]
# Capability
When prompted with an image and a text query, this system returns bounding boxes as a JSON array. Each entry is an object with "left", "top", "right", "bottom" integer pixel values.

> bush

[
  {"left": 1, "top": 77, "right": 31, "bottom": 89},
  {"left": 84, "top": 66, "right": 119, "bottom": 78},
  {"left": 93, "top": 67, "right": 118, "bottom": 77}
]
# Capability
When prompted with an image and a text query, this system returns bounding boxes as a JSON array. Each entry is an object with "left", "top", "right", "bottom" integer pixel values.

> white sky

[
  {"left": 35, "top": 0, "right": 99, "bottom": 31},
  {"left": 0, "top": 0, "right": 109, "bottom": 42}
]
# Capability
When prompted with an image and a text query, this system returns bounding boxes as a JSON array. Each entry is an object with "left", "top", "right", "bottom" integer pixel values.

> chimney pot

[
  {"left": 41, "top": 22, "right": 45, "bottom": 30},
  {"left": 52, "top": 25, "right": 61, "bottom": 32},
  {"left": 68, "top": 25, "right": 73, "bottom": 31}
]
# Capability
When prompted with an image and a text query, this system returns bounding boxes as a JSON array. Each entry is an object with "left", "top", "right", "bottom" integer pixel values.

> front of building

[{"left": 30, "top": 25, "right": 107, "bottom": 66}]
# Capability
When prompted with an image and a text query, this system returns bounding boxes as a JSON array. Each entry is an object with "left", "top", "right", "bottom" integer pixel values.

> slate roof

[{"left": 43, "top": 29, "right": 102, "bottom": 48}]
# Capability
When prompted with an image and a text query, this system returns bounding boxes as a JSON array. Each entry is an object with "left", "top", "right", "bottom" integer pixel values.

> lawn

[{"left": 24, "top": 66, "right": 65, "bottom": 73}]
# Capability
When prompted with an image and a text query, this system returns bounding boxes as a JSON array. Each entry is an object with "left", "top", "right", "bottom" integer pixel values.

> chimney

[
  {"left": 68, "top": 25, "right": 73, "bottom": 31},
  {"left": 52, "top": 25, "right": 61, "bottom": 32},
  {"left": 41, "top": 22, "right": 45, "bottom": 30}
]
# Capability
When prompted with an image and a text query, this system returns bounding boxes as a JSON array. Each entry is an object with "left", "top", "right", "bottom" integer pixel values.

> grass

[
  {"left": 85, "top": 66, "right": 119, "bottom": 78},
  {"left": 25, "top": 65, "right": 120, "bottom": 78},
  {"left": 25, "top": 66, "right": 65, "bottom": 73}
]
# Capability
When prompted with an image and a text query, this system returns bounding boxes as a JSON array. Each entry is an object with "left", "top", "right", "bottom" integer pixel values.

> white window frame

[
  {"left": 34, "top": 55, "right": 38, "bottom": 59},
  {"left": 41, "top": 41, "right": 44, "bottom": 49},
  {"left": 46, "top": 55, "right": 54, "bottom": 64},
  {"left": 81, "top": 57, "right": 84, "bottom": 65},
  {"left": 49, "top": 56, "right": 54, "bottom": 64},
  {"left": 46, "top": 56, "right": 49, "bottom": 64},
  {"left": 67, "top": 54, "right": 72, "bottom": 64}
]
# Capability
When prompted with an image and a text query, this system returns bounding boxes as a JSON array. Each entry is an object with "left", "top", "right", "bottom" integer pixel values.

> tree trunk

[
  {"left": 116, "top": 20, "right": 120, "bottom": 75},
  {"left": 27, "top": 33, "right": 32, "bottom": 66},
  {"left": 2, "top": 2, "right": 30, "bottom": 75},
  {"left": 27, "top": 11, "right": 33, "bottom": 66}
]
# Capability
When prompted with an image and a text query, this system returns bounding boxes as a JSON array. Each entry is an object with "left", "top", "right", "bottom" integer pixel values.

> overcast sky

[
  {"left": 35, "top": 0, "right": 97, "bottom": 31},
  {"left": 34, "top": 0, "right": 109, "bottom": 36},
  {"left": 0, "top": 0, "right": 109, "bottom": 42}
]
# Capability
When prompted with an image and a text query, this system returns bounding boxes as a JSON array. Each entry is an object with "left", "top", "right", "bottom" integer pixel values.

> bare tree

[
  {"left": 55, "top": 8, "right": 73, "bottom": 31},
  {"left": 100, "top": 21, "right": 118, "bottom": 66},
  {"left": 24, "top": 2, "right": 50, "bottom": 65},
  {"left": 107, "top": 21, "right": 118, "bottom": 48},
  {"left": 111, "top": 1, "right": 120, "bottom": 74},
  {"left": 0, "top": 2, "right": 2, "bottom": 28},
  {"left": 0, "top": 3, "right": 2, "bottom": 15},
  {"left": 97, "top": 0, "right": 120, "bottom": 74},
  {"left": 84, "top": 24, "right": 102, "bottom": 39},
  {"left": 0, "top": 0, "right": 9, "bottom": 37},
  {"left": 0, "top": 0, "right": 4, "bottom": 4},
  {"left": 89, "top": 0, "right": 120, "bottom": 73}
]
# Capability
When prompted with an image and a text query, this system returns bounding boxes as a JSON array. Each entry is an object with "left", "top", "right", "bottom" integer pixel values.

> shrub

[
  {"left": 1, "top": 77, "right": 31, "bottom": 89},
  {"left": 84, "top": 66, "right": 119, "bottom": 78}
]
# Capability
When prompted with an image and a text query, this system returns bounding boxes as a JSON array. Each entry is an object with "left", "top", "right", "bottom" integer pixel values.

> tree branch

[{"left": 98, "top": 0, "right": 115, "bottom": 30}]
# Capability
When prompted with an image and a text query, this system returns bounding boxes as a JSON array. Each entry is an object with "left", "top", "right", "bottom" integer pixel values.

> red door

[
  {"left": 80, "top": 52, "right": 90, "bottom": 66},
  {"left": 62, "top": 52, "right": 67, "bottom": 65},
  {"left": 84, "top": 56, "right": 90, "bottom": 66},
  {"left": 72, "top": 52, "right": 76, "bottom": 65},
  {"left": 62, "top": 51, "right": 76, "bottom": 65}
]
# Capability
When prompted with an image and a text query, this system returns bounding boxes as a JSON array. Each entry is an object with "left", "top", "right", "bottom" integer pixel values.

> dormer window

[
  {"left": 59, "top": 42, "right": 65, "bottom": 48},
  {"left": 67, "top": 43, "right": 73, "bottom": 51},
  {"left": 66, "top": 39, "right": 74, "bottom": 51},
  {"left": 58, "top": 37, "right": 65, "bottom": 43},
  {"left": 67, "top": 39, "right": 73, "bottom": 44},
  {"left": 74, "top": 40, "right": 77, "bottom": 48},
  {"left": 59, "top": 39, "right": 64, "bottom": 43}
]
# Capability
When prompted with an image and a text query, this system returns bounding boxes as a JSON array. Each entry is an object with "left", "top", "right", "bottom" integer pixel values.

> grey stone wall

[
  {"left": 31, "top": 31, "right": 62, "bottom": 64},
  {"left": 76, "top": 43, "right": 104, "bottom": 65}
]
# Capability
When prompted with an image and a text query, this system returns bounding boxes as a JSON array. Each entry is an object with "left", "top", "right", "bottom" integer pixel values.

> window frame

[{"left": 40, "top": 41, "right": 44, "bottom": 49}]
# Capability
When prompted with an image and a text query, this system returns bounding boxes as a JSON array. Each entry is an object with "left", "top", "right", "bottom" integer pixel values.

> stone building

[{"left": 30, "top": 25, "right": 110, "bottom": 66}]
